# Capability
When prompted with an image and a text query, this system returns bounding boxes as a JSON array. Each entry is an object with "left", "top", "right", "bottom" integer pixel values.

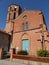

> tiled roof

[{"left": 0, "top": 30, "right": 10, "bottom": 35}]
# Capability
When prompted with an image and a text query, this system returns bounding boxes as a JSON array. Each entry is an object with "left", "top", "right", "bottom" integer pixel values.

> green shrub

[
  {"left": 17, "top": 50, "right": 28, "bottom": 55},
  {"left": 46, "top": 51, "right": 49, "bottom": 57},
  {"left": 3, "top": 51, "right": 7, "bottom": 55},
  {"left": 37, "top": 49, "right": 49, "bottom": 57}
]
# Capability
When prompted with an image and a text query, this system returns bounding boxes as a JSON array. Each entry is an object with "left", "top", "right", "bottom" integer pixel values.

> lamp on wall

[
  {"left": 16, "top": 47, "right": 19, "bottom": 50},
  {"left": 10, "top": 44, "right": 13, "bottom": 49}
]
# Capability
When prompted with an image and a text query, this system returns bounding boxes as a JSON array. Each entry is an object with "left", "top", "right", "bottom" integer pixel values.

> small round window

[{"left": 23, "top": 15, "right": 27, "bottom": 19}]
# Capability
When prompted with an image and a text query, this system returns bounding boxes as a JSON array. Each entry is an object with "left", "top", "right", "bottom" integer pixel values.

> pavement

[
  {"left": 0, "top": 59, "right": 49, "bottom": 65},
  {"left": 0, "top": 60, "right": 26, "bottom": 65}
]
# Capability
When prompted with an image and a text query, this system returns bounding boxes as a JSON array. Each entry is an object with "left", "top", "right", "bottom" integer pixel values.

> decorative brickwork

[{"left": 5, "top": 4, "right": 49, "bottom": 56}]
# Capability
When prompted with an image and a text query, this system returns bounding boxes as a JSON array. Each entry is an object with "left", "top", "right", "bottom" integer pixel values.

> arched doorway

[{"left": 22, "top": 39, "right": 29, "bottom": 52}]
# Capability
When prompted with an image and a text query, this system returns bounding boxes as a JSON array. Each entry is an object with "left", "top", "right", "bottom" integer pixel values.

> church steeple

[{"left": 5, "top": 4, "right": 20, "bottom": 34}]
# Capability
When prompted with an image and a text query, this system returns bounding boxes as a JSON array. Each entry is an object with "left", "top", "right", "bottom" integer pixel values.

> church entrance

[{"left": 22, "top": 39, "right": 29, "bottom": 52}]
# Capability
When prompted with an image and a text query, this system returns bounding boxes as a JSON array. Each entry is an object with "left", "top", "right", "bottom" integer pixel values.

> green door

[{"left": 22, "top": 39, "right": 29, "bottom": 52}]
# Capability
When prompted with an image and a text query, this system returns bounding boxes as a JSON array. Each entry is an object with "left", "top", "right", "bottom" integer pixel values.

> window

[
  {"left": 25, "top": 22, "right": 28, "bottom": 30},
  {"left": 23, "top": 15, "right": 27, "bottom": 19},
  {"left": 22, "top": 23, "right": 24, "bottom": 31},
  {"left": 22, "top": 22, "right": 28, "bottom": 31},
  {"left": 23, "top": 15, "right": 27, "bottom": 18},
  {"left": 9, "top": 13, "right": 12, "bottom": 20},
  {"left": 13, "top": 12, "right": 16, "bottom": 19},
  {"left": 9, "top": 12, "right": 13, "bottom": 20},
  {"left": 14, "top": 8, "right": 16, "bottom": 11}
]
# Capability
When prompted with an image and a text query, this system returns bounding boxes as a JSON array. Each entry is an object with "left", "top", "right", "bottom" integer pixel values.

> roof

[
  {"left": 14, "top": 10, "right": 42, "bottom": 21},
  {"left": 0, "top": 30, "right": 10, "bottom": 36}
]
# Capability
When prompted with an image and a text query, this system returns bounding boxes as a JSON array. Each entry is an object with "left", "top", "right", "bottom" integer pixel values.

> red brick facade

[{"left": 5, "top": 4, "right": 49, "bottom": 56}]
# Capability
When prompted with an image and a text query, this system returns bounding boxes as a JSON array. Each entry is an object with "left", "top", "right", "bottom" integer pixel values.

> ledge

[{"left": 13, "top": 54, "right": 49, "bottom": 63}]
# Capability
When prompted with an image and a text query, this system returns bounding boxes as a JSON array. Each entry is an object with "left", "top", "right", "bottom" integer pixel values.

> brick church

[{"left": 0, "top": 4, "right": 49, "bottom": 56}]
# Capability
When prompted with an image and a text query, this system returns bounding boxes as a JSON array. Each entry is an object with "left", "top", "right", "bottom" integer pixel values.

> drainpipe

[{"left": 10, "top": 20, "right": 14, "bottom": 61}]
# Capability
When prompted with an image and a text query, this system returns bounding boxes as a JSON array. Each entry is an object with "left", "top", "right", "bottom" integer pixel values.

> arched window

[
  {"left": 9, "top": 13, "right": 12, "bottom": 20},
  {"left": 13, "top": 12, "right": 16, "bottom": 19},
  {"left": 14, "top": 8, "right": 16, "bottom": 11},
  {"left": 9, "top": 12, "right": 13, "bottom": 20},
  {"left": 25, "top": 22, "right": 28, "bottom": 30},
  {"left": 22, "top": 39, "right": 29, "bottom": 52},
  {"left": 23, "top": 15, "right": 27, "bottom": 18},
  {"left": 22, "top": 22, "right": 28, "bottom": 31},
  {"left": 22, "top": 23, "right": 24, "bottom": 31}
]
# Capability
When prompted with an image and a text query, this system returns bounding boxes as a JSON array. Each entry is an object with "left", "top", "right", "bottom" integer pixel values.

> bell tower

[{"left": 5, "top": 4, "right": 20, "bottom": 34}]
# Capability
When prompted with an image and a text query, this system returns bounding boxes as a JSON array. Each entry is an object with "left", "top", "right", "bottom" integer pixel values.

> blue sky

[{"left": 0, "top": 0, "right": 49, "bottom": 32}]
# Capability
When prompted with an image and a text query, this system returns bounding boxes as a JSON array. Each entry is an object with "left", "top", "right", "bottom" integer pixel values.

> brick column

[
  {"left": 0, "top": 48, "right": 2, "bottom": 59},
  {"left": 9, "top": 48, "right": 13, "bottom": 61}
]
